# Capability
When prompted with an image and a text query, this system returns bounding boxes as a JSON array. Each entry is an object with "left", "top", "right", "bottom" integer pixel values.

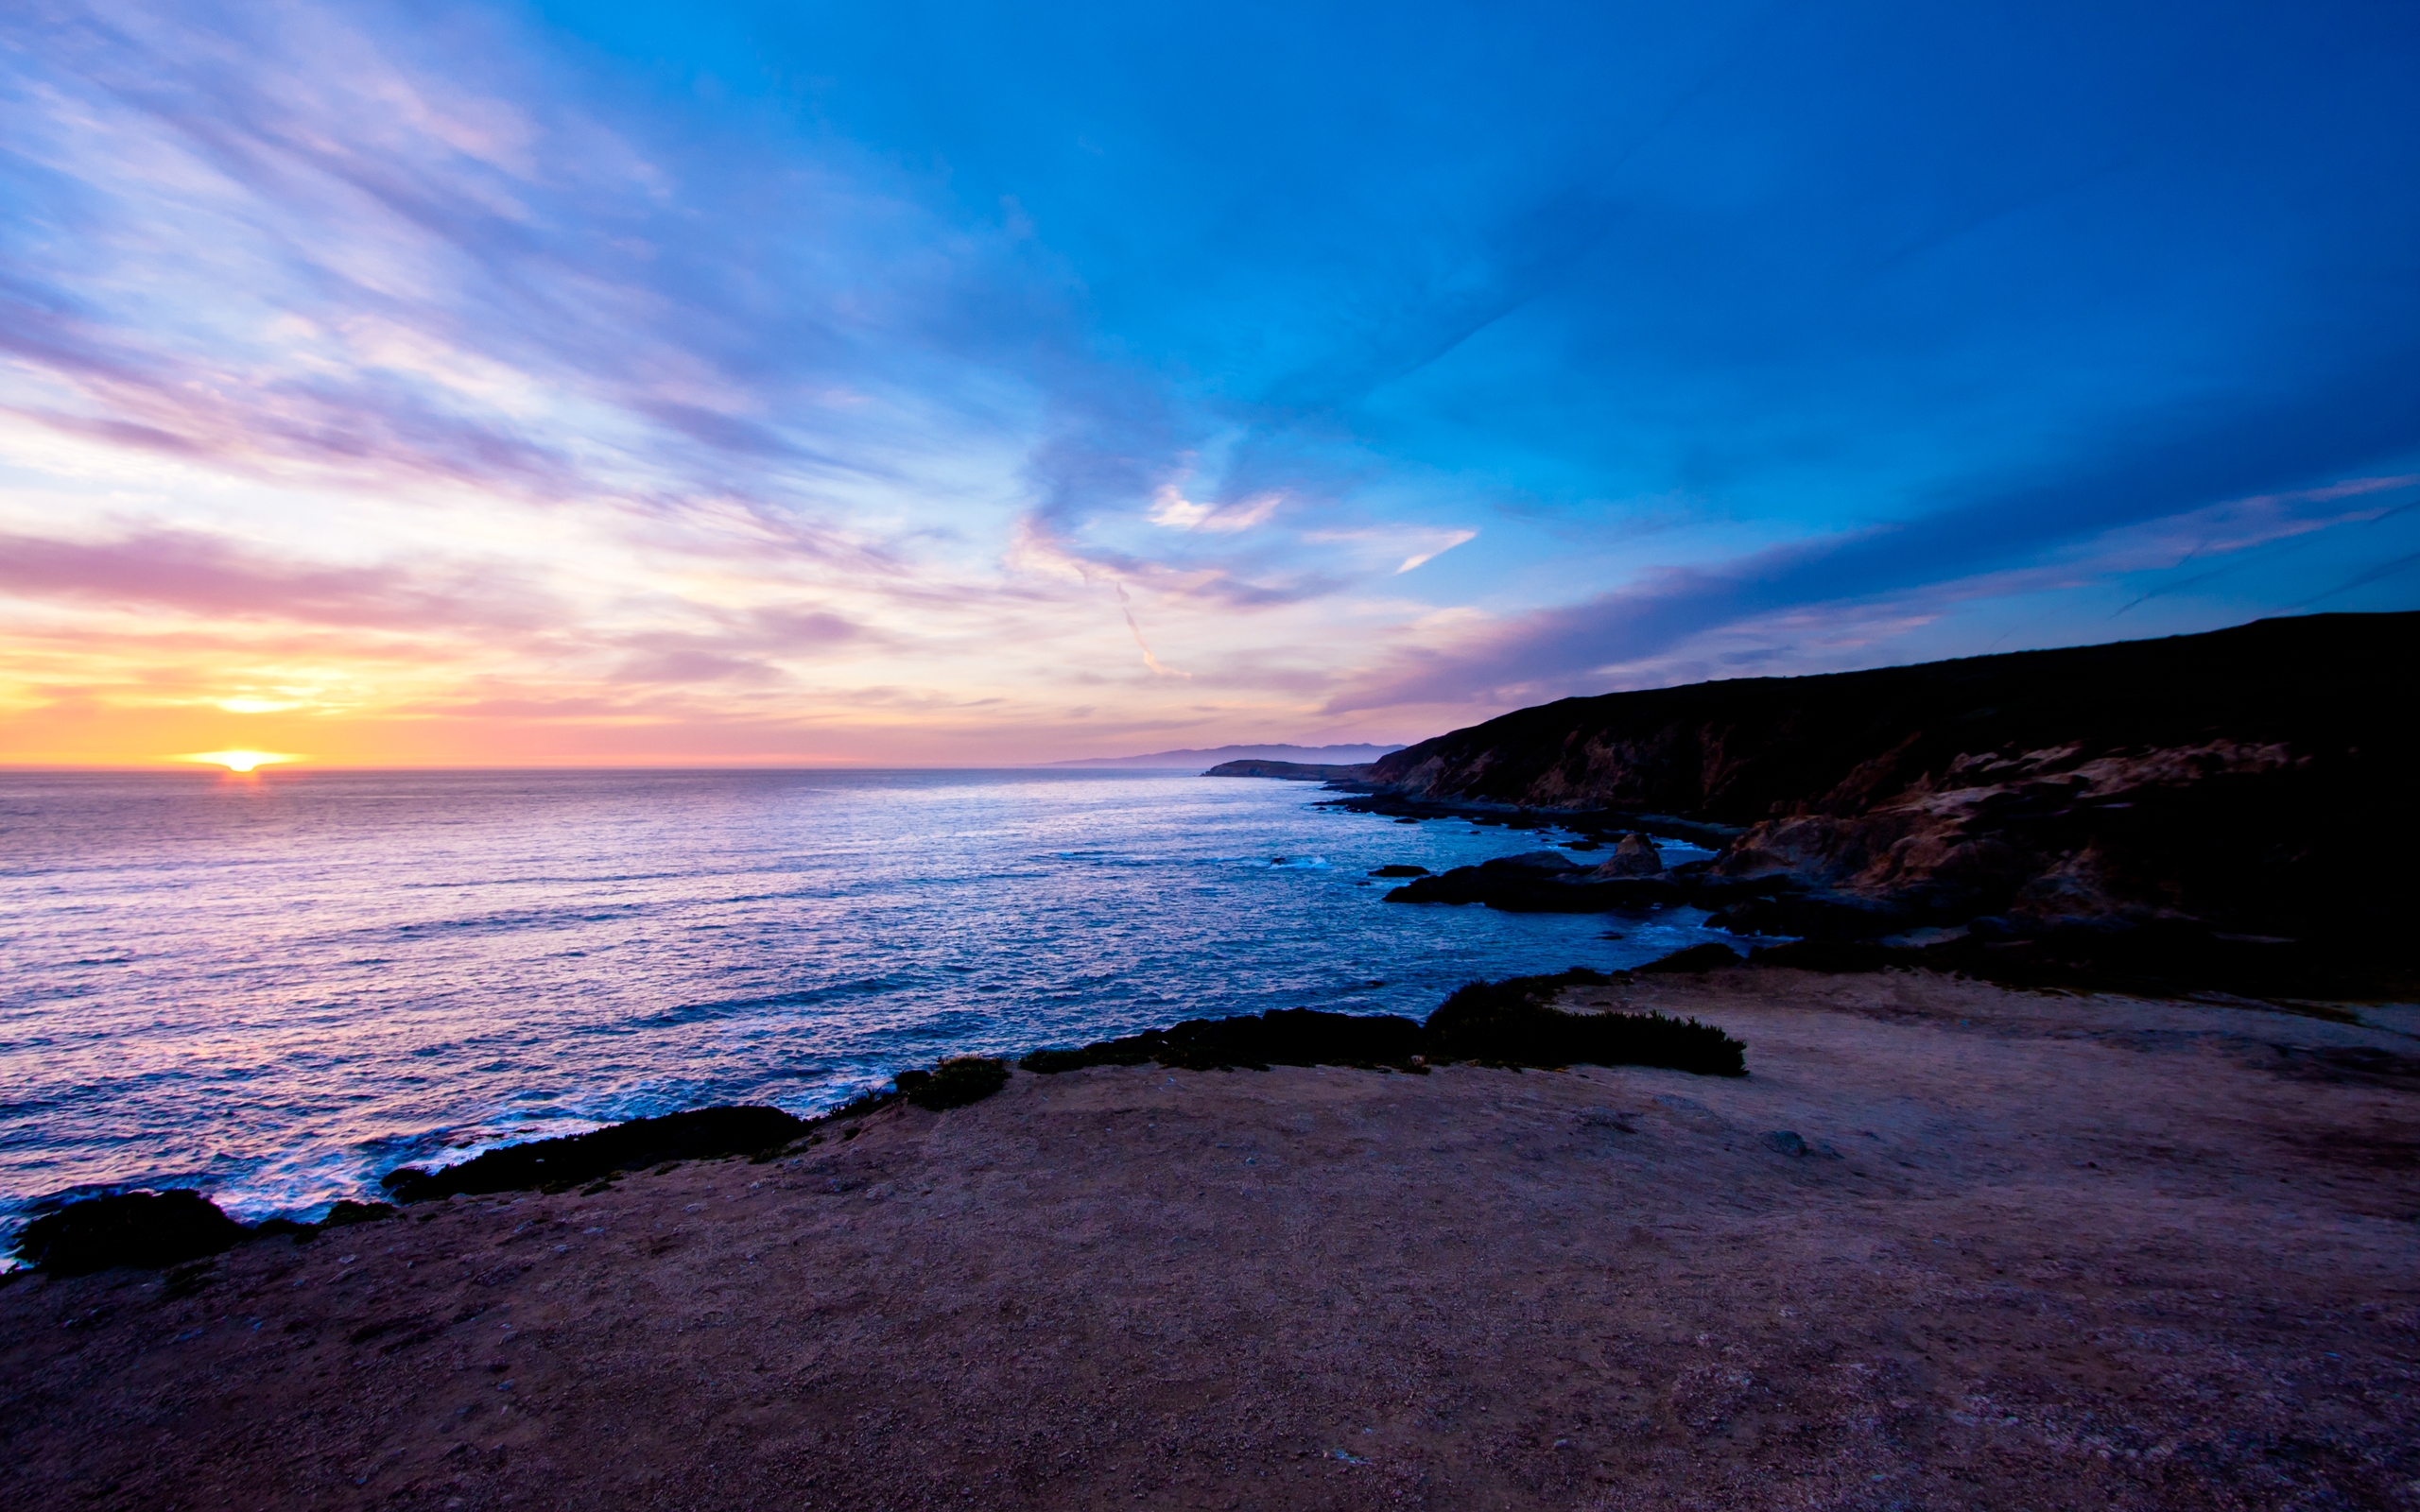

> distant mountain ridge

[{"left": 1047, "top": 743, "right": 1405, "bottom": 769}]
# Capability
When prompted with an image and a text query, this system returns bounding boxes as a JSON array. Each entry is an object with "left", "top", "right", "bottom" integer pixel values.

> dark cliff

[{"left": 1365, "top": 612, "right": 2418, "bottom": 975}]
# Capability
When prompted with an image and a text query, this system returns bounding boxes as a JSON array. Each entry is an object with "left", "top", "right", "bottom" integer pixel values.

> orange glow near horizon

[{"left": 181, "top": 750, "right": 301, "bottom": 774}]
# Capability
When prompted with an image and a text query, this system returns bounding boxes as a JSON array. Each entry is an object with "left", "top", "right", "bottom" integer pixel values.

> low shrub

[
  {"left": 1426, "top": 969, "right": 1746, "bottom": 1075},
  {"left": 10, "top": 1190, "right": 251, "bottom": 1276},
  {"left": 897, "top": 1057, "right": 1011, "bottom": 1109},
  {"left": 1021, "top": 1038, "right": 1159, "bottom": 1074},
  {"left": 380, "top": 1106, "right": 809, "bottom": 1203},
  {"left": 1026, "top": 976, "right": 1745, "bottom": 1078}
]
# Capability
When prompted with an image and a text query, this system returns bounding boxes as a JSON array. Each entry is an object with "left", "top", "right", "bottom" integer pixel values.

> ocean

[{"left": 0, "top": 766, "right": 1741, "bottom": 1233}]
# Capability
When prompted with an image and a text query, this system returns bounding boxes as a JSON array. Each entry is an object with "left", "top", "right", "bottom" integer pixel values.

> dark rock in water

[
  {"left": 1762, "top": 1130, "right": 1811, "bottom": 1157},
  {"left": 1589, "top": 833, "right": 1664, "bottom": 878},
  {"left": 1369, "top": 864, "right": 1430, "bottom": 877},
  {"left": 11, "top": 1190, "right": 251, "bottom": 1276},
  {"left": 1487, "top": 849, "right": 1582, "bottom": 872},
  {"left": 1385, "top": 865, "right": 1693, "bottom": 913},
  {"left": 381, "top": 1105, "right": 809, "bottom": 1203},
  {"left": 894, "top": 1057, "right": 1010, "bottom": 1110},
  {"left": 1635, "top": 943, "right": 1745, "bottom": 974},
  {"left": 322, "top": 1199, "right": 396, "bottom": 1228},
  {"left": 1384, "top": 849, "right": 1789, "bottom": 917}
]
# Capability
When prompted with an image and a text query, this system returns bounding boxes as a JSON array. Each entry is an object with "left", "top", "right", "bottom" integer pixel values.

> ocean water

[{"left": 0, "top": 767, "right": 1739, "bottom": 1233}]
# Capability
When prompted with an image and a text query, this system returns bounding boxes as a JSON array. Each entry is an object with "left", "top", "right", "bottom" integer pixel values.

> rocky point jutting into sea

[{"left": 1215, "top": 611, "right": 2420, "bottom": 999}]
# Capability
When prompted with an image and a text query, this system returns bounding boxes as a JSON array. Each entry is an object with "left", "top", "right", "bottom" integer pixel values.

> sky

[{"left": 3, "top": 1, "right": 2417, "bottom": 766}]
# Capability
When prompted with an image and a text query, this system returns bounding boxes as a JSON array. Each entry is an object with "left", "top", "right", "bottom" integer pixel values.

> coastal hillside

[
  {"left": 1361, "top": 612, "right": 2419, "bottom": 977},
  {"left": 1202, "top": 759, "right": 1376, "bottom": 781}
]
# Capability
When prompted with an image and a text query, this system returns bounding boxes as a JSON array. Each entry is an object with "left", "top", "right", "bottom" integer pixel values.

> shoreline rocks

[
  {"left": 1306, "top": 613, "right": 2420, "bottom": 998},
  {"left": 9, "top": 966, "right": 1760, "bottom": 1275}
]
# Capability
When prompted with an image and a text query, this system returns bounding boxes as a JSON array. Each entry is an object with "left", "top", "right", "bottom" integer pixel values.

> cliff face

[{"left": 1366, "top": 613, "right": 2416, "bottom": 952}]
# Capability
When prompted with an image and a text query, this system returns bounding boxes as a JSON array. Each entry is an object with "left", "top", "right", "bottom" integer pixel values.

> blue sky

[{"left": 2, "top": 1, "right": 2415, "bottom": 763}]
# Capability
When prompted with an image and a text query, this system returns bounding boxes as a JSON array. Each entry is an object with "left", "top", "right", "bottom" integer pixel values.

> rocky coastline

[
  {"left": 7, "top": 963, "right": 1752, "bottom": 1278},
  {"left": 1277, "top": 613, "right": 2418, "bottom": 999}
]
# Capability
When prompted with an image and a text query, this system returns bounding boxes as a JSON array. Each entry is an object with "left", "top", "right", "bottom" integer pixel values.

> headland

[{"left": 1214, "top": 612, "right": 2420, "bottom": 1000}]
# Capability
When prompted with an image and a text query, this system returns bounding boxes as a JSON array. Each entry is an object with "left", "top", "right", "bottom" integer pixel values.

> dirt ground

[{"left": 5, "top": 968, "right": 2416, "bottom": 1511}]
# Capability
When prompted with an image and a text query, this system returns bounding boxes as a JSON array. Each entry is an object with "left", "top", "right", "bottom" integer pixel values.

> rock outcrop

[
  {"left": 1360, "top": 612, "right": 2419, "bottom": 993},
  {"left": 1593, "top": 833, "right": 1666, "bottom": 878}
]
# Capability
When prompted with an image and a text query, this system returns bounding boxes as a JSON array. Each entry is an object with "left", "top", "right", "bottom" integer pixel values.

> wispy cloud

[
  {"left": 1147, "top": 485, "right": 1280, "bottom": 534},
  {"left": 3, "top": 0, "right": 2415, "bottom": 765}
]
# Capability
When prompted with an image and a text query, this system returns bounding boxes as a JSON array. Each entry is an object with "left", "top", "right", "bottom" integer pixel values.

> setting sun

[{"left": 180, "top": 750, "right": 299, "bottom": 774}]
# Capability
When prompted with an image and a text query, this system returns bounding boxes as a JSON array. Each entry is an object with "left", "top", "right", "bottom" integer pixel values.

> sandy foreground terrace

[{"left": 5, "top": 969, "right": 2417, "bottom": 1512}]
